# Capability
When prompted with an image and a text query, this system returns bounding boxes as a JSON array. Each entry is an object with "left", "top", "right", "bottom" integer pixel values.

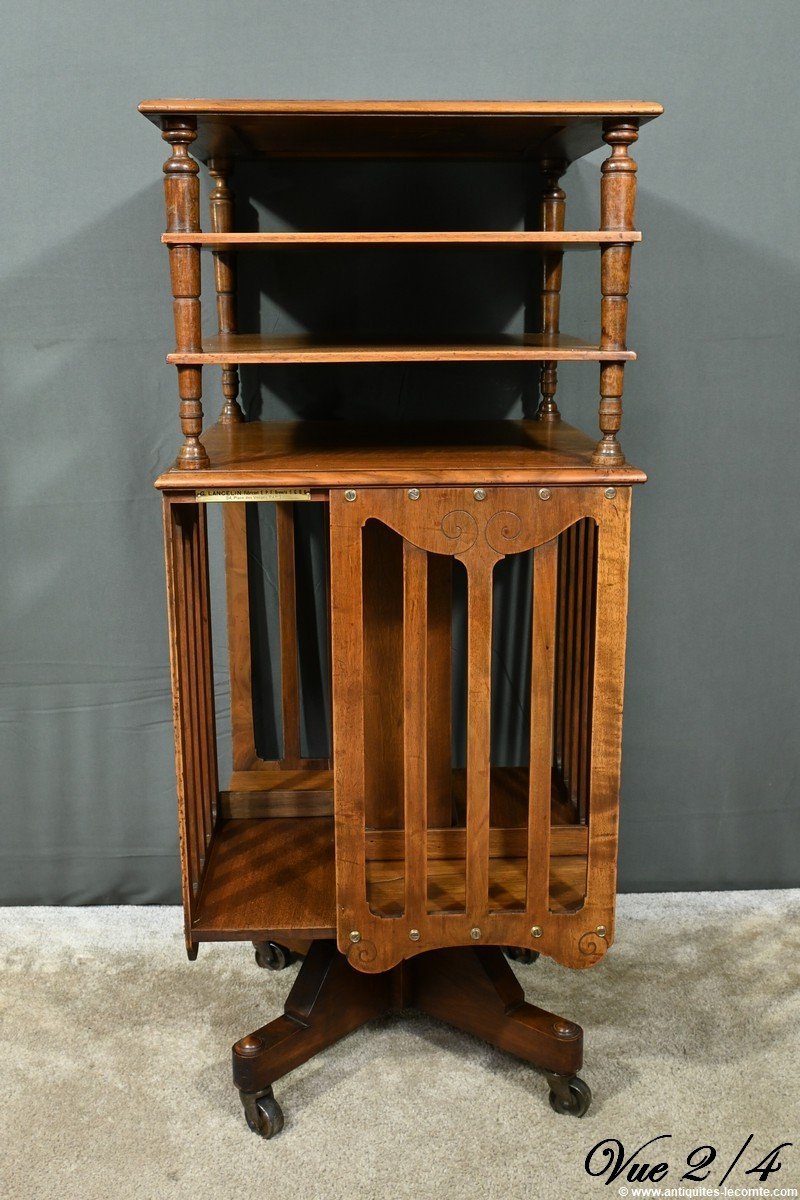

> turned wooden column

[
  {"left": 162, "top": 117, "right": 209, "bottom": 469},
  {"left": 208, "top": 158, "right": 244, "bottom": 424},
  {"left": 536, "top": 159, "right": 567, "bottom": 423},
  {"left": 593, "top": 119, "right": 638, "bottom": 467}
]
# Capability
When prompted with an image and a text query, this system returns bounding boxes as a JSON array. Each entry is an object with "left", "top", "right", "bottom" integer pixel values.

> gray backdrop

[{"left": 2, "top": 0, "right": 798, "bottom": 903}]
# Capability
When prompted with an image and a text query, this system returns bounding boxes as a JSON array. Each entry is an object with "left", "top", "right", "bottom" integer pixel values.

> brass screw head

[
  {"left": 408, "top": 487, "right": 420, "bottom": 500},
  {"left": 409, "top": 929, "right": 421, "bottom": 942},
  {"left": 344, "top": 489, "right": 357, "bottom": 502},
  {"left": 473, "top": 487, "right": 487, "bottom": 501},
  {"left": 470, "top": 927, "right": 481, "bottom": 940},
  {"left": 604, "top": 488, "right": 616, "bottom": 500},
  {"left": 349, "top": 930, "right": 361, "bottom": 943},
  {"left": 538, "top": 488, "right": 551, "bottom": 501},
  {"left": 596, "top": 925, "right": 607, "bottom": 937},
  {"left": 531, "top": 925, "right": 543, "bottom": 938}
]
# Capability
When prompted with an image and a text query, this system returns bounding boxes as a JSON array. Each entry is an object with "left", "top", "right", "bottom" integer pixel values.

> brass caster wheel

[
  {"left": 240, "top": 1086, "right": 285, "bottom": 1139},
  {"left": 505, "top": 947, "right": 540, "bottom": 965},
  {"left": 253, "top": 941, "right": 296, "bottom": 971},
  {"left": 546, "top": 1072, "right": 592, "bottom": 1117}
]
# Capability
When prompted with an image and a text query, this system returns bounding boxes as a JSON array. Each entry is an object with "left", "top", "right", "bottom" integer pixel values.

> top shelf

[{"left": 138, "top": 99, "right": 663, "bottom": 163}]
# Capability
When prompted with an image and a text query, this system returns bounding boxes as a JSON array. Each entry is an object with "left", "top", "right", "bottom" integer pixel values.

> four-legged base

[{"left": 232, "top": 939, "right": 590, "bottom": 1137}]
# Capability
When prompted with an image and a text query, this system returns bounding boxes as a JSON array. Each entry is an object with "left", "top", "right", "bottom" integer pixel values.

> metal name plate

[{"left": 196, "top": 488, "right": 312, "bottom": 503}]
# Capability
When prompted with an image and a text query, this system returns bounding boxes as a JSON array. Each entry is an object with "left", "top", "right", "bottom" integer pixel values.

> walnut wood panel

[
  {"left": 192, "top": 817, "right": 336, "bottom": 940},
  {"left": 223, "top": 503, "right": 260, "bottom": 770},
  {"left": 140, "top": 100, "right": 662, "bottom": 163},
  {"left": 162, "top": 231, "right": 642, "bottom": 247},
  {"left": 168, "top": 332, "right": 636, "bottom": 365},
  {"left": 330, "top": 485, "right": 631, "bottom": 974},
  {"left": 163, "top": 497, "right": 219, "bottom": 957},
  {"left": 362, "top": 522, "right": 404, "bottom": 828},
  {"left": 155, "top": 420, "right": 647, "bottom": 490}
]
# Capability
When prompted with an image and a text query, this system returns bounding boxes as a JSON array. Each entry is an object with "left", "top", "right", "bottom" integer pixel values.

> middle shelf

[
  {"left": 167, "top": 332, "right": 636, "bottom": 365},
  {"left": 162, "top": 230, "right": 643, "bottom": 248}
]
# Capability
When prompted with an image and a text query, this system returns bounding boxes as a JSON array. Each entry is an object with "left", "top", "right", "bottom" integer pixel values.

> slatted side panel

[{"left": 163, "top": 499, "right": 219, "bottom": 952}]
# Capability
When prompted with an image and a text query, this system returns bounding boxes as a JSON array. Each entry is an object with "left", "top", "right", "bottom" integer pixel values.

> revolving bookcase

[{"left": 142, "top": 99, "right": 662, "bottom": 1135}]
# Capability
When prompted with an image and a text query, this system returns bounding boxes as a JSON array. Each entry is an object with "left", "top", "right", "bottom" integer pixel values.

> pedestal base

[{"left": 232, "top": 939, "right": 590, "bottom": 1137}]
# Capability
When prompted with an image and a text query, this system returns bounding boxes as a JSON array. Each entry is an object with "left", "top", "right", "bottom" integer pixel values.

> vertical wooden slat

[
  {"left": 196, "top": 504, "right": 220, "bottom": 841},
  {"left": 179, "top": 508, "right": 204, "bottom": 889},
  {"left": 578, "top": 520, "right": 598, "bottom": 822},
  {"left": 562, "top": 525, "right": 577, "bottom": 798},
  {"left": 162, "top": 498, "right": 197, "bottom": 944},
  {"left": 223, "top": 504, "right": 257, "bottom": 770},
  {"left": 585, "top": 492, "right": 632, "bottom": 919},
  {"left": 362, "top": 521, "right": 404, "bottom": 828},
  {"left": 403, "top": 541, "right": 428, "bottom": 917},
  {"left": 191, "top": 506, "right": 212, "bottom": 852},
  {"left": 553, "top": 531, "right": 567, "bottom": 777},
  {"left": 568, "top": 521, "right": 587, "bottom": 803},
  {"left": 527, "top": 539, "right": 558, "bottom": 912},
  {"left": 426, "top": 554, "right": 453, "bottom": 828},
  {"left": 330, "top": 495, "right": 367, "bottom": 930},
  {"left": 276, "top": 504, "right": 302, "bottom": 766},
  {"left": 465, "top": 565, "right": 493, "bottom": 919}
]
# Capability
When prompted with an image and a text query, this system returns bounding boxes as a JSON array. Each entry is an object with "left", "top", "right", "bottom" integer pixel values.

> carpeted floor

[{"left": 1, "top": 892, "right": 799, "bottom": 1200}]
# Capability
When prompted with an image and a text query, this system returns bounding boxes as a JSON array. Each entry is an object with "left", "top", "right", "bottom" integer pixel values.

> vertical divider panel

[
  {"left": 223, "top": 504, "right": 258, "bottom": 770},
  {"left": 403, "top": 542, "right": 428, "bottom": 917},
  {"left": 526, "top": 538, "right": 558, "bottom": 914},
  {"left": 464, "top": 565, "right": 493, "bottom": 921},
  {"left": 276, "top": 504, "right": 302, "bottom": 767},
  {"left": 330, "top": 496, "right": 368, "bottom": 948}
]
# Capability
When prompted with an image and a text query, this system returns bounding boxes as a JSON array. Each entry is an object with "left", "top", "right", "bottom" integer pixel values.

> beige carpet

[{"left": 1, "top": 892, "right": 799, "bottom": 1200}]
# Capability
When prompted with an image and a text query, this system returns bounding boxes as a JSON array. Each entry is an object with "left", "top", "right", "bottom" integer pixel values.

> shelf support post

[
  {"left": 594, "top": 119, "right": 638, "bottom": 467},
  {"left": 162, "top": 117, "right": 209, "bottom": 469},
  {"left": 536, "top": 158, "right": 567, "bottom": 424},
  {"left": 208, "top": 157, "right": 244, "bottom": 424}
]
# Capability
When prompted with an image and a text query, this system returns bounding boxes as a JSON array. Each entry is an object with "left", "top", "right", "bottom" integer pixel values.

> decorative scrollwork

[
  {"left": 485, "top": 509, "right": 523, "bottom": 553},
  {"left": 578, "top": 930, "right": 608, "bottom": 964},
  {"left": 440, "top": 509, "right": 478, "bottom": 552},
  {"left": 348, "top": 938, "right": 378, "bottom": 968}
]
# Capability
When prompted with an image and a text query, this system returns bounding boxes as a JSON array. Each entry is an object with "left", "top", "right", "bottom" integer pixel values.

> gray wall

[{"left": 2, "top": 0, "right": 798, "bottom": 902}]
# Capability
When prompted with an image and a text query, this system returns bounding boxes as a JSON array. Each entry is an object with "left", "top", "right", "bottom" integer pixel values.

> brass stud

[
  {"left": 531, "top": 925, "right": 543, "bottom": 938},
  {"left": 409, "top": 929, "right": 421, "bottom": 942},
  {"left": 408, "top": 487, "right": 421, "bottom": 500},
  {"left": 235, "top": 1034, "right": 263, "bottom": 1056},
  {"left": 470, "top": 927, "right": 481, "bottom": 940},
  {"left": 553, "top": 1019, "right": 579, "bottom": 1039},
  {"left": 604, "top": 488, "right": 616, "bottom": 500},
  {"left": 538, "top": 488, "right": 551, "bottom": 501},
  {"left": 473, "top": 488, "right": 487, "bottom": 501},
  {"left": 349, "top": 930, "right": 361, "bottom": 943},
  {"left": 344, "top": 489, "right": 357, "bottom": 502},
  {"left": 596, "top": 925, "right": 607, "bottom": 937}
]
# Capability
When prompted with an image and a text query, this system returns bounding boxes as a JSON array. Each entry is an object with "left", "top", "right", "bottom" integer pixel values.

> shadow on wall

[{"left": 1, "top": 154, "right": 798, "bottom": 901}]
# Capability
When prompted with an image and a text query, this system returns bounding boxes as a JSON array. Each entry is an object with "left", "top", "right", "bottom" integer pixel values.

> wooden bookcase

[{"left": 142, "top": 99, "right": 662, "bottom": 1135}]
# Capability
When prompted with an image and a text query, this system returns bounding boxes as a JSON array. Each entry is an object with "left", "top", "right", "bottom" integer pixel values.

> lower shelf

[{"left": 191, "top": 814, "right": 588, "bottom": 942}]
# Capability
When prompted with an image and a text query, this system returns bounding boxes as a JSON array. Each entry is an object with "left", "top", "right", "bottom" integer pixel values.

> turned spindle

[
  {"left": 162, "top": 118, "right": 209, "bottom": 469},
  {"left": 537, "top": 159, "right": 567, "bottom": 424},
  {"left": 593, "top": 120, "right": 638, "bottom": 467},
  {"left": 208, "top": 158, "right": 244, "bottom": 424}
]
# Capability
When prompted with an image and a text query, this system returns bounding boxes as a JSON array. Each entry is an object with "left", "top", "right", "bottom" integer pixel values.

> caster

[
  {"left": 546, "top": 1072, "right": 592, "bottom": 1117},
  {"left": 239, "top": 1086, "right": 285, "bottom": 1139},
  {"left": 505, "top": 947, "right": 540, "bottom": 965},
  {"left": 253, "top": 941, "right": 296, "bottom": 970}
]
